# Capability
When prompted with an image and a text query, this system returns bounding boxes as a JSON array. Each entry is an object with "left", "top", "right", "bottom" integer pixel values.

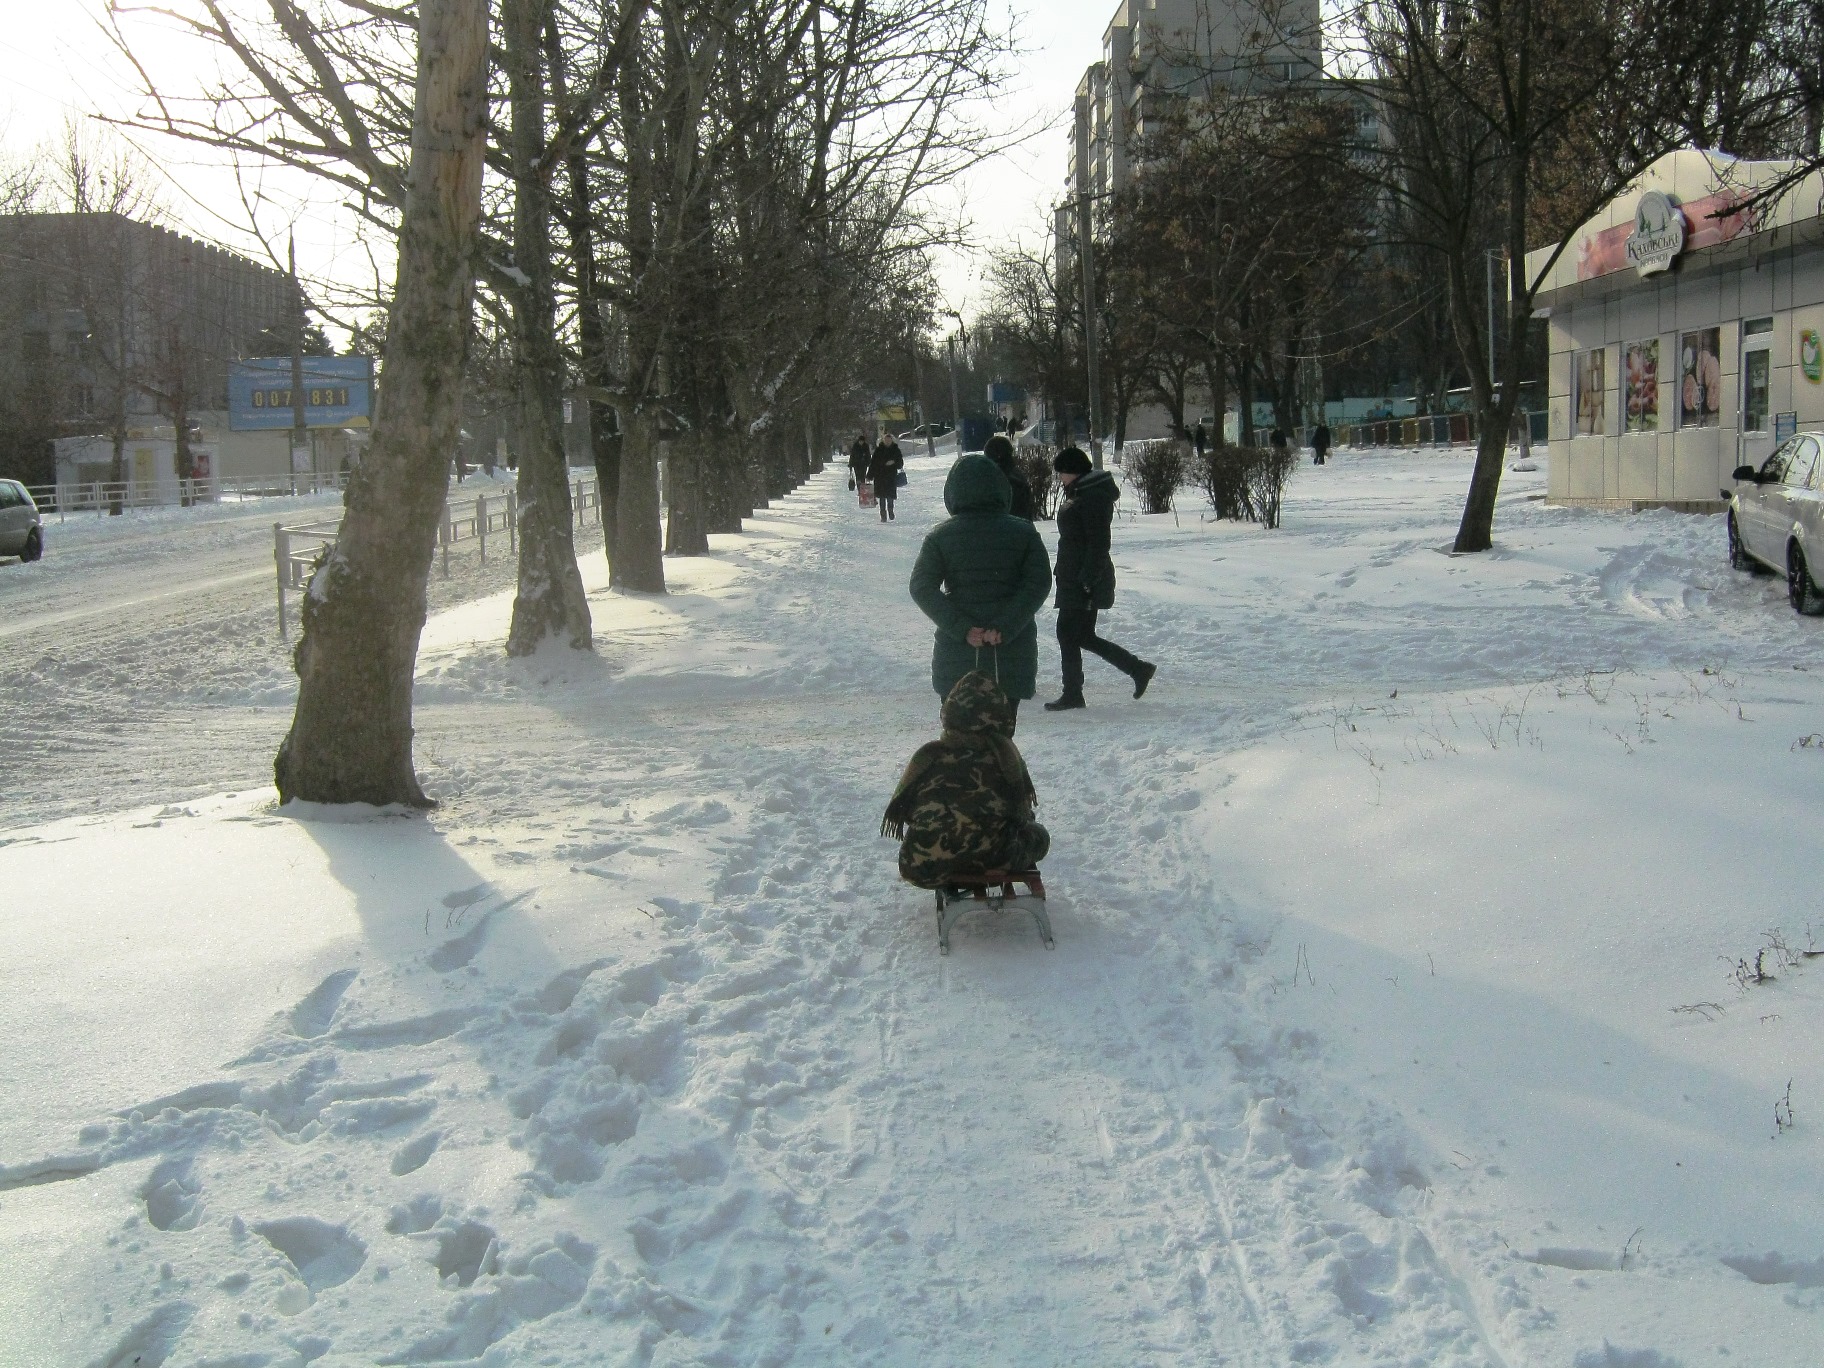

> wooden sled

[{"left": 932, "top": 870, "right": 1053, "bottom": 955}]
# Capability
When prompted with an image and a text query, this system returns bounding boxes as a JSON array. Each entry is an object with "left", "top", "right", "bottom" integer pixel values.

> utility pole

[
  {"left": 289, "top": 232, "right": 309, "bottom": 485},
  {"left": 1053, "top": 205, "right": 1072, "bottom": 446},
  {"left": 1485, "top": 248, "right": 1501, "bottom": 389},
  {"left": 1073, "top": 93, "right": 1105, "bottom": 469},
  {"left": 945, "top": 309, "right": 967, "bottom": 457}
]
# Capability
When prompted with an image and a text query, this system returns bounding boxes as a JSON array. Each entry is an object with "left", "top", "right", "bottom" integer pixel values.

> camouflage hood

[
  {"left": 939, "top": 670, "right": 1017, "bottom": 738},
  {"left": 882, "top": 672, "right": 1036, "bottom": 840}
]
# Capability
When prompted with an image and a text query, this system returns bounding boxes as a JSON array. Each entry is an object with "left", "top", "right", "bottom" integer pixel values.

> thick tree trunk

[
  {"left": 173, "top": 386, "right": 193, "bottom": 508},
  {"left": 705, "top": 427, "right": 743, "bottom": 534},
  {"left": 665, "top": 433, "right": 710, "bottom": 555},
  {"left": 616, "top": 405, "right": 667, "bottom": 591},
  {"left": 504, "top": 0, "right": 592, "bottom": 656},
  {"left": 274, "top": 0, "right": 489, "bottom": 805},
  {"left": 565, "top": 111, "right": 621, "bottom": 579}
]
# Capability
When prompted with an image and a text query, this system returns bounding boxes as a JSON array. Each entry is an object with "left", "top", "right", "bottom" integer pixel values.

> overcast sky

[{"left": 1, "top": 0, "right": 1118, "bottom": 327}]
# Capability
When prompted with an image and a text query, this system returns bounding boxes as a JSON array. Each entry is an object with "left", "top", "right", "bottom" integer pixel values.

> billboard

[{"left": 229, "top": 356, "right": 373, "bottom": 430}]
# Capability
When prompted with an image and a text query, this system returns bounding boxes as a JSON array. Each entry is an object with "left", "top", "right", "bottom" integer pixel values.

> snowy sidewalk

[{"left": 2, "top": 450, "right": 1822, "bottom": 1366}]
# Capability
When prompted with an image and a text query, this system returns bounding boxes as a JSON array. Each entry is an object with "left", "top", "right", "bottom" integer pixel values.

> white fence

[
  {"left": 26, "top": 470, "right": 355, "bottom": 516},
  {"left": 273, "top": 475, "right": 602, "bottom": 638}
]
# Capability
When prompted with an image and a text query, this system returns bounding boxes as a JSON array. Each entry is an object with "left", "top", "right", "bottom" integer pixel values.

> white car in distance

[
  {"left": 0, "top": 480, "right": 43, "bottom": 562},
  {"left": 1726, "top": 432, "right": 1824, "bottom": 614}
]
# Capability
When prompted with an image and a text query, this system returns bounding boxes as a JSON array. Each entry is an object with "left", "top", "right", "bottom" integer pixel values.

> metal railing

[
  {"left": 24, "top": 470, "right": 356, "bottom": 516},
  {"left": 273, "top": 474, "right": 601, "bottom": 638},
  {"left": 1330, "top": 409, "right": 1549, "bottom": 451}
]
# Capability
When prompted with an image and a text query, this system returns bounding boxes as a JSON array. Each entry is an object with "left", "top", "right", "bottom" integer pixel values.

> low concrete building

[{"left": 1536, "top": 150, "right": 1824, "bottom": 510}]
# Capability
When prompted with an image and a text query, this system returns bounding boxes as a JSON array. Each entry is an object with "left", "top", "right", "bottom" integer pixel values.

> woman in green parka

[{"left": 909, "top": 455, "right": 1053, "bottom": 728}]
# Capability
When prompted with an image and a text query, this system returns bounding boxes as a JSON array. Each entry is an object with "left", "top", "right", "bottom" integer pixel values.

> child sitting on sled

[{"left": 882, "top": 671, "right": 1050, "bottom": 888}]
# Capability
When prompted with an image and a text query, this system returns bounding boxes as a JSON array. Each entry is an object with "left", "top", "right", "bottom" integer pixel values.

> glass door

[{"left": 1741, "top": 328, "right": 1774, "bottom": 471}]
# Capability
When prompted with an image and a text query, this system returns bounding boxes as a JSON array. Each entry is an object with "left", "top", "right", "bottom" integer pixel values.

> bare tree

[
  {"left": 273, "top": 0, "right": 492, "bottom": 804},
  {"left": 1334, "top": 0, "right": 1756, "bottom": 551}
]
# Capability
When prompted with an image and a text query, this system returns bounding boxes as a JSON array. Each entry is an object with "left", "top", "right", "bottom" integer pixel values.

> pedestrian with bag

[
  {"left": 1044, "top": 446, "right": 1156, "bottom": 711},
  {"left": 872, "top": 433, "right": 905, "bottom": 522},
  {"left": 848, "top": 433, "right": 871, "bottom": 498},
  {"left": 910, "top": 454, "right": 1052, "bottom": 732}
]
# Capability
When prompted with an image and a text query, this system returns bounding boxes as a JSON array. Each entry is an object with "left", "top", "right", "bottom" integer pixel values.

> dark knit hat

[
  {"left": 1053, "top": 446, "right": 1092, "bottom": 476},
  {"left": 983, "top": 433, "right": 1014, "bottom": 465}
]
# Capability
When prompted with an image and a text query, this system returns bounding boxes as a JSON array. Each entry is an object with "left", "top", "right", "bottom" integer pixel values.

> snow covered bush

[{"left": 1124, "top": 439, "right": 1185, "bottom": 514}]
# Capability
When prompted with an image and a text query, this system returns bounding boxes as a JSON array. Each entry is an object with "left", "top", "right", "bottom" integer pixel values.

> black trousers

[
  {"left": 878, "top": 494, "right": 896, "bottom": 520},
  {"left": 1057, "top": 607, "right": 1142, "bottom": 697}
]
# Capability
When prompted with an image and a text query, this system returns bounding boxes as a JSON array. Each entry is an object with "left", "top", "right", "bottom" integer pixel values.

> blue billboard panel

[{"left": 229, "top": 356, "right": 373, "bottom": 430}]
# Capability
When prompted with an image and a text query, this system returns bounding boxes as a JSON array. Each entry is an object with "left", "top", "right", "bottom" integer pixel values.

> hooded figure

[
  {"left": 982, "top": 433, "right": 1035, "bottom": 521},
  {"left": 909, "top": 454, "right": 1052, "bottom": 712},
  {"left": 883, "top": 671, "right": 1050, "bottom": 887}
]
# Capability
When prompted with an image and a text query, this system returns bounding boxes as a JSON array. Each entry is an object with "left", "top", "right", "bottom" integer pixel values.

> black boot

[
  {"left": 1131, "top": 661, "right": 1157, "bottom": 699},
  {"left": 1044, "top": 694, "right": 1086, "bottom": 712}
]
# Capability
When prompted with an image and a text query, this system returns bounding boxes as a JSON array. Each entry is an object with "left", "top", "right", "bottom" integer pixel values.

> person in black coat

[
  {"left": 982, "top": 433, "right": 1034, "bottom": 521},
  {"left": 871, "top": 435, "right": 905, "bottom": 521},
  {"left": 848, "top": 434, "right": 871, "bottom": 491},
  {"left": 1043, "top": 447, "right": 1156, "bottom": 710},
  {"left": 1311, "top": 422, "right": 1331, "bottom": 465}
]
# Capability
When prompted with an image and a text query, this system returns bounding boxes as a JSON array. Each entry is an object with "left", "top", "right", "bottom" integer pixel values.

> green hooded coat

[{"left": 909, "top": 455, "right": 1053, "bottom": 701}]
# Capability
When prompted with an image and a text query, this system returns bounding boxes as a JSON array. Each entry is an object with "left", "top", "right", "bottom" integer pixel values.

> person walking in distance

[
  {"left": 1193, "top": 421, "right": 1207, "bottom": 458},
  {"left": 848, "top": 433, "right": 872, "bottom": 494},
  {"left": 871, "top": 433, "right": 905, "bottom": 521},
  {"left": 1311, "top": 420, "right": 1331, "bottom": 466},
  {"left": 1044, "top": 446, "right": 1155, "bottom": 711},
  {"left": 982, "top": 433, "right": 1034, "bottom": 521}
]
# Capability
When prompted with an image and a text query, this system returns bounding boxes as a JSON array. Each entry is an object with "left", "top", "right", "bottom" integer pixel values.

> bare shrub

[
  {"left": 1015, "top": 444, "right": 1059, "bottom": 520},
  {"left": 1124, "top": 439, "right": 1184, "bottom": 514},
  {"left": 1197, "top": 446, "right": 1252, "bottom": 520},
  {"left": 1248, "top": 447, "right": 1298, "bottom": 529},
  {"left": 1197, "top": 444, "right": 1297, "bottom": 527}
]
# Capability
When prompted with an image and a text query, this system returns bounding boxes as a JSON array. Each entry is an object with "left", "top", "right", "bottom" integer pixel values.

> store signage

[
  {"left": 1803, "top": 329, "right": 1822, "bottom": 384},
  {"left": 1625, "top": 191, "right": 1686, "bottom": 276}
]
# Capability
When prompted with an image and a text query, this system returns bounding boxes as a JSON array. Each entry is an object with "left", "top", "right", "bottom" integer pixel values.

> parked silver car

[
  {"left": 0, "top": 479, "right": 43, "bottom": 562},
  {"left": 1725, "top": 432, "right": 1824, "bottom": 613}
]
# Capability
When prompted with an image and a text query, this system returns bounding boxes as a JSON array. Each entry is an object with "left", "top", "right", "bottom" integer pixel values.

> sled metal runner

[{"left": 933, "top": 870, "right": 1053, "bottom": 954}]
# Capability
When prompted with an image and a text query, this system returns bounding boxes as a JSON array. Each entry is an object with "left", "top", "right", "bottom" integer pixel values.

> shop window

[
  {"left": 1575, "top": 348, "right": 1607, "bottom": 435},
  {"left": 1624, "top": 339, "right": 1660, "bottom": 433},
  {"left": 1743, "top": 349, "right": 1771, "bottom": 433},
  {"left": 1745, "top": 315, "right": 1774, "bottom": 337},
  {"left": 1678, "top": 329, "right": 1721, "bottom": 429}
]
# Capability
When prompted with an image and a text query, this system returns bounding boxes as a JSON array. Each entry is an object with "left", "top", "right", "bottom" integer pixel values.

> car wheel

[
  {"left": 20, "top": 528, "right": 42, "bottom": 563},
  {"left": 1728, "top": 512, "right": 1756, "bottom": 572},
  {"left": 1788, "top": 544, "right": 1824, "bottom": 615}
]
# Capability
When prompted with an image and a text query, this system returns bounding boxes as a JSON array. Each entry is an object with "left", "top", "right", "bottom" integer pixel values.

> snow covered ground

[{"left": 2, "top": 449, "right": 1822, "bottom": 1367}]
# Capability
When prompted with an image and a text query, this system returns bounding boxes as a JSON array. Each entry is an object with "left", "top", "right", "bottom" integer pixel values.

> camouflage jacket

[{"left": 883, "top": 672, "right": 1038, "bottom": 888}]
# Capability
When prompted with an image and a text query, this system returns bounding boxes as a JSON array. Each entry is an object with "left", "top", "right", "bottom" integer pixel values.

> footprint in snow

[{"left": 87, "top": 1302, "right": 194, "bottom": 1368}]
